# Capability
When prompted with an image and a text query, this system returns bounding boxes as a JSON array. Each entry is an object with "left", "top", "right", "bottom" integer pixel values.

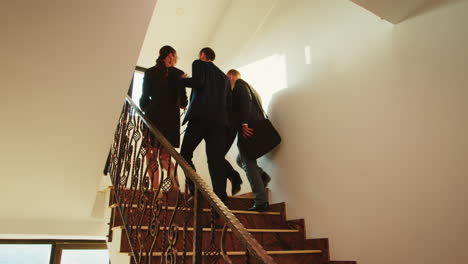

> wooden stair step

[
  {"left": 109, "top": 188, "right": 357, "bottom": 264},
  {"left": 325, "top": 260, "right": 357, "bottom": 264},
  {"left": 117, "top": 226, "right": 306, "bottom": 252},
  {"left": 110, "top": 189, "right": 264, "bottom": 211},
  {"left": 111, "top": 203, "right": 287, "bottom": 229},
  {"left": 135, "top": 249, "right": 322, "bottom": 256},
  {"left": 304, "top": 238, "right": 330, "bottom": 263},
  {"left": 112, "top": 203, "right": 281, "bottom": 215},
  {"left": 115, "top": 225, "right": 299, "bottom": 233},
  {"left": 132, "top": 251, "right": 324, "bottom": 264}
]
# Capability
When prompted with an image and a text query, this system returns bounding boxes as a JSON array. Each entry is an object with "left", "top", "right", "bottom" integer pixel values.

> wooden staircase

[
  {"left": 106, "top": 189, "right": 356, "bottom": 264},
  {"left": 104, "top": 97, "right": 356, "bottom": 263}
]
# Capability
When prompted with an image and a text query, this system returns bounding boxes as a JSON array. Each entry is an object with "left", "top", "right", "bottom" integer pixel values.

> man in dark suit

[
  {"left": 180, "top": 47, "right": 240, "bottom": 206},
  {"left": 227, "top": 69, "right": 271, "bottom": 211}
]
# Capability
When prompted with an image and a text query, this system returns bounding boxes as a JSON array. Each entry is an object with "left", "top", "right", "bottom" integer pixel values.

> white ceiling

[{"left": 137, "top": 0, "right": 232, "bottom": 71}]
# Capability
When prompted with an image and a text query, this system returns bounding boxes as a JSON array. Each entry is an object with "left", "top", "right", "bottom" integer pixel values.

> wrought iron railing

[{"left": 106, "top": 96, "right": 276, "bottom": 264}]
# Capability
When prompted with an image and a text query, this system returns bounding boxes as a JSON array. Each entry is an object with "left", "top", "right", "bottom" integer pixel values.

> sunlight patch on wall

[
  {"left": 238, "top": 54, "right": 288, "bottom": 110},
  {"left": 305, "top": 45, "right": 311, "bottom": 65}
]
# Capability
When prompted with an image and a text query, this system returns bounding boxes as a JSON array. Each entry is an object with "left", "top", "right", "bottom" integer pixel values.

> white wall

[
  {"left": 210, "top": 0, "right": 468, "bottom": 263},
  {"left": 0, "top": 0, "right": 156, "bottom": 237},
  {"left": 136, "top": 0, "right": 231, "bottom": 71}
]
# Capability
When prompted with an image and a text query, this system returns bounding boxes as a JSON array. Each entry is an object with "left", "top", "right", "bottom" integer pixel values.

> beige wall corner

[{"left": 0, "top": 0, "right": 157, "bottom": 237}]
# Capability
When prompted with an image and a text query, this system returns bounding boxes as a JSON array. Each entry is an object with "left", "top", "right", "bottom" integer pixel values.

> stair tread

[
  {"left": 133, "top": 249, "right": 322, "bottom": 257},
  {"left": 111, "top": 203, "right": 281, "bottom": 215},
  {"left": 110, "top": 186, "right": 254, "bottom": 198},
  {"left": 113, "top": 225, "right": 299, "bottom": 233},
  {"left": 108, "top": 188, "right": 355, "bottom": 263}
]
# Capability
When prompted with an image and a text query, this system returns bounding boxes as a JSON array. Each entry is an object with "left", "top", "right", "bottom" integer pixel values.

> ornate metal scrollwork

[{"left": 107, "top": 98, "right": 277, "bottom": 264}]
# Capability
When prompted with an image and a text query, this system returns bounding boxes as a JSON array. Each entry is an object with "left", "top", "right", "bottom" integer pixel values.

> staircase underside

[{"left": 350, "top": 0, "right": 461, "bottom": 23}]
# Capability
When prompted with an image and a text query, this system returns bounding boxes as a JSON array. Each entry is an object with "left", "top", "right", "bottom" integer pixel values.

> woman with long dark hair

[{"left": 140, "top": 45, "right": 188, "bottom": 189}]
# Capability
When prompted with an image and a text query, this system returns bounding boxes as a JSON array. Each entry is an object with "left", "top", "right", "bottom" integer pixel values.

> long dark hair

[{"left": 156, "top": 45, "right": 176, "bottom": 64}]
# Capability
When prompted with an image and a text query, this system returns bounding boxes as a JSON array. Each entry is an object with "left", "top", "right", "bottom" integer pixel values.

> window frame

[{"left": 0, "top": 239, "right": 107, "bottom": 264}]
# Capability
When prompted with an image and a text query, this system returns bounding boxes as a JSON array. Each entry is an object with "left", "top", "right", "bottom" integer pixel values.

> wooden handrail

[{"left": 135, "top": 65, "right": 147, "bottom": 72}]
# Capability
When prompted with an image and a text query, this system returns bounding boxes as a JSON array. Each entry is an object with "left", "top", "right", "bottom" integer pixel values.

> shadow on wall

[
  {"left": 265, "top": 84, "right": 331, "bottom": 204},
  {"left": 261, "top": 38, "right": 394, "bottom": 204},
  {"left": 234, "top": 38, "right": 355, "bottom": 203},
  {"left": 232, "top": 52, "right": 289, "bottom": 191}
]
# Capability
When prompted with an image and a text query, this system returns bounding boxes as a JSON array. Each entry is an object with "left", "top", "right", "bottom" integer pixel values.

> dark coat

[
  {"left": 140, "top": 63, "right": 188, "bottom": 147},
  {"left": 181, "top": 60, "right": 231, "bottom": 127},
  {"left": 231, "top": 79, "right": 265, "bottom": 150},
  {"left": 231, "top": 79, "right": 264, "bottom": 128}
]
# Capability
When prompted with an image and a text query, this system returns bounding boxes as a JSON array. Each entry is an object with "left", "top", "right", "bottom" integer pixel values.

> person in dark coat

[
  {"left": 227, "top": 69, "right": 271, "bottom": 211},
  {"left": 140, "top": 45, "right": 188, "bottom": 189},
  {"left": 179, "top": 47, "right": 237, "bottom": 207},
  {"left": 140, "top": 46, "right": 188, "bottom": 147}
]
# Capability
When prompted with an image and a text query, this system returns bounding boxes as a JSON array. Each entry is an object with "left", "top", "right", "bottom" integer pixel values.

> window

[
  {"left": 0, "top": 240, "right": 108, "bottom": 264},
  {"left": 54, "top": 242, "right": 108, "bottom": 264},
  {"left": 60, "top": 249, "right": 109, "bottom": 264},
  {"left": 131, "top": 69, "right": 145, "bottom": 109},
  {"left": 0, "top": 243, "right": 52, "bottom": 264}
]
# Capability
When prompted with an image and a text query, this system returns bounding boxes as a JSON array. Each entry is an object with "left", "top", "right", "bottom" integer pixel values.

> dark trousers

[
  {"left": 236, "top": 152, "right": 268, "bottom": 205},
  {"left": 181, "top": 119, "right": 228, "bottom": 205},
  {"left": 224, "top": 128, "right": 241, "bottom": 184}
]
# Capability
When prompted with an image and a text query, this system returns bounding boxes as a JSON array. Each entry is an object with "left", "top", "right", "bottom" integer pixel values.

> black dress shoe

[{"left": 247, "top": 202, "right": 269, "bottom": 212}]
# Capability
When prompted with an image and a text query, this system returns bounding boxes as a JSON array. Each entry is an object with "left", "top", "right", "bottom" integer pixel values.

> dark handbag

[
  {"left": 238, "top": 118, "right": 281, "bottom": 159},
  {"left": 238, "top": 85, "right": 281, "bottom": 159}
]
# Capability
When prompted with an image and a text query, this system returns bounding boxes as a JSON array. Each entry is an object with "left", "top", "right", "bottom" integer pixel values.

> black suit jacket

[
  {"left": 181, "top": 60, "right": 231, "bottom": 127},
  {"left": 140, "top": 64, "right": 188, "bottom": 147},
  {"left": 231, "top": 79, "right": 264, "bottom": 128},
  {"left": 232, "top": 79, "right": 267, "bottom": 152}
]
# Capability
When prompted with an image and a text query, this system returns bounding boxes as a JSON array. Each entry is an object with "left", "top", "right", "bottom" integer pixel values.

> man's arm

[
  {"left": 171, "top": 68, "right": 189, "bottom": 109},
  {"left": 237, "top": 82, "right": 252, "bottom": 125},
  {"left": 179, "top": 60, "right": 205, "bottom": 90},
  {"left": 236, "top": 82, "right": 254, "bottom": 138}
]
